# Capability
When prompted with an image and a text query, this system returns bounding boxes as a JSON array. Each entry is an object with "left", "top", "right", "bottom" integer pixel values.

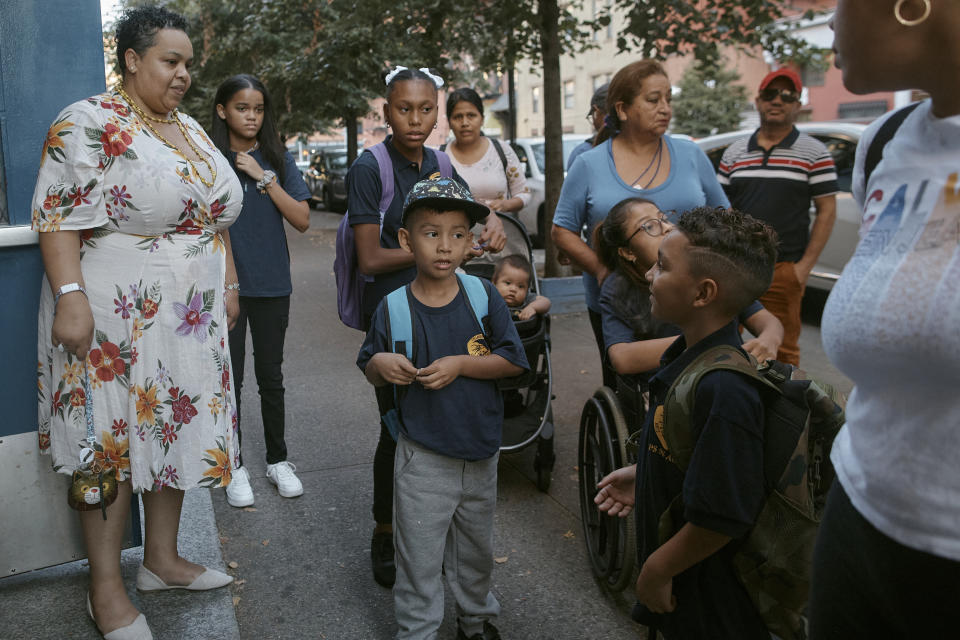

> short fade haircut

[
  {"left": 493, "top": 254, "right": 533, "bottom": 287},
  {"left": 674, "top": 206, "right": 777, "bottom": 316},
  {"left": 114, "top": 6, "right": 189, "bottom": 78}
]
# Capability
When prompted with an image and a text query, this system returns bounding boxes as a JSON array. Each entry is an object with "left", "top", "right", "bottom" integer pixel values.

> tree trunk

[
  {"left": 345, "top": 111, "right": 358, "bottom": 166},
  {"left": 540, "top": 0, "right": 564, "bottom": 278}
]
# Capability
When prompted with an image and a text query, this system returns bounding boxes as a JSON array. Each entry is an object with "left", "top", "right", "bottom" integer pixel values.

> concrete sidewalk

[{"left": 1, "top": 207, "right": 851, "bottom": 639}]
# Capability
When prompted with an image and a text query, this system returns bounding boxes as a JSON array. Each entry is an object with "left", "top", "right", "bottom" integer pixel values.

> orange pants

[{"left": 759, "top": 261, "right": 804, "bottom": 366}]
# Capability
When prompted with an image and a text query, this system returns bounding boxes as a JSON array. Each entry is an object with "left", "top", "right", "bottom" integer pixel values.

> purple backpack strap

[
  {"left": 369, "top": 142, "right": 395, "bottom": 214},
  {"left": 434, "top": 148, "right": 453, "bottom": 178}
]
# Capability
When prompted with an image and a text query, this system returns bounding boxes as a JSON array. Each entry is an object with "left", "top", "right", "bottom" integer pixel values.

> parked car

[
  {"left": 304, "top": 148, "right": 349, "bottom": 212},
  {"left": 509, "top": 134, "right": 591, "bottom": 247},
  {"left": 696, "top": 122, "right": 865, "bottom": 292}
]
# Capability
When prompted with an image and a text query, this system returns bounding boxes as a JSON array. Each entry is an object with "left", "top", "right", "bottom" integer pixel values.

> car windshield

[
  {"left": 326, "top": 152, "right": 348, "bottom": 170},
  {"left": 528, "top": 139, "right": 585, "bottom": 173}
]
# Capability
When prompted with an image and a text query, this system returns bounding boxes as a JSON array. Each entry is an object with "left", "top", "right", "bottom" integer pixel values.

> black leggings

[
  {"left": 372, "top": 385, "right": 396, "bottom": 525},
  {"left": 228, "top": 295, "right": 289, "bottom": 466},
  {"left": 809, "top": 482, "right": 960, "bottom": 639}
]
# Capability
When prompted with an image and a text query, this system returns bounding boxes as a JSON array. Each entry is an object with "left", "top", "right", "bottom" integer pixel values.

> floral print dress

[{"left": 33, "top": 90, "right": 242, "bottom": 493}]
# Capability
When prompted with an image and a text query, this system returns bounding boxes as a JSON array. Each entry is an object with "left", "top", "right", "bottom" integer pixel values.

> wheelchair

[{"left": 577, "top": 372, "right": 648, "bottom": 592}]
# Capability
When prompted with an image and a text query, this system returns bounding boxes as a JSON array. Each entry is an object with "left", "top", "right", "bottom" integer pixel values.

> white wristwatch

[{"left": 54, "top": 282, "right": 87, "bottom": 306}]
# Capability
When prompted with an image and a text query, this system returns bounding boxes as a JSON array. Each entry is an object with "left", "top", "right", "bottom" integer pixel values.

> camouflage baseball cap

[{"left": 401, "top": 176, "right": 490, "bottom": 227}]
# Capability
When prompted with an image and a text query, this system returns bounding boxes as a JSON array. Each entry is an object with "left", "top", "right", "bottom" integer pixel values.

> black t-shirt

[
  {"left": 356, "top": 279, "right": 528, "bottom": 460},
  {"left": 345, "top": 137, "right": 469, "bottom": 321},
  {"left": 636, "top": 321, "right": 769, "bottom": 640}
]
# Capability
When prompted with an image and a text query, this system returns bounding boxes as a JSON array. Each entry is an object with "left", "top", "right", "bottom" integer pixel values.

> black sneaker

[
  {"left": 370, "top": 531, "right": 396, "bottom": 588},
  {"left": 456, "top": 621, "right": 501, "bottom": 640}
]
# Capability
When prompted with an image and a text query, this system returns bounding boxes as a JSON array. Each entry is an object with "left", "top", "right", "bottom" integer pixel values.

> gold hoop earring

[{"left": 895, "top": 0, "right": 931, "bottom": 26}]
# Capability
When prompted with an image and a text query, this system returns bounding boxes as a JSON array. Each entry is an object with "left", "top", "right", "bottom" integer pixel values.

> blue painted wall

[{"left": 0, "top": 1, "right": 105, "bottom": 437}]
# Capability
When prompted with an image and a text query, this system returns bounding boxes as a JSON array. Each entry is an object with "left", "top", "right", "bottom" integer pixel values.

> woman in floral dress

[{"left": 34, "top": 7, "right": 240, "bottom": 638}]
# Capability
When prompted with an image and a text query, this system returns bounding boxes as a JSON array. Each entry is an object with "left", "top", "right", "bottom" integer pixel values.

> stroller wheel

[
  {"left": 533, "top": 434, "right": 554, "bottom": 493},
  {"left": 578, "top": 386, "right": 636, "bottom": 592}
]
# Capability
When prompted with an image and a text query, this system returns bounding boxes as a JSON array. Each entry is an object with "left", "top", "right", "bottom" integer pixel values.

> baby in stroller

[
  {"left": 492, "top": 254, "right": 551, "bottom": 321},
  {"left": 491, "top": 254, "right": 551, "bottom": 418}
]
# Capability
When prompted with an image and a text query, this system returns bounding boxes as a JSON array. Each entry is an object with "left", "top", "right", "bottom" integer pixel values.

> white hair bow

[{"left": 384, "top": 66, "right": 445, "bottom": 88}]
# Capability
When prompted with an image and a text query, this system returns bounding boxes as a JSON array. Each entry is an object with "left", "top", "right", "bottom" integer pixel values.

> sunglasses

[{"left": 758, "top": 88, "right": 800, "bottom": 103}]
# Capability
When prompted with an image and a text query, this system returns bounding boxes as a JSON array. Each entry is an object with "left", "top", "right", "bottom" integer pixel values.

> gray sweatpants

[{"left": 393, "top": 435, "right": 501, "bottom": 640}]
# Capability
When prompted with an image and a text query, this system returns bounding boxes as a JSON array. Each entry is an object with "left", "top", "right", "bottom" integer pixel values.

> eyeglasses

[
  {"left": 624, "top": 215, "right": 669, "bottom": 243},
  {"left": 758, "top": 88, "right": 800, "bottom": 103}
]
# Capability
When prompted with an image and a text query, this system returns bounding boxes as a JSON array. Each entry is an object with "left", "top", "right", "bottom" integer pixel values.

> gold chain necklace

[{"left": 115, "top": 85, "right": 217, "bottom": 188}]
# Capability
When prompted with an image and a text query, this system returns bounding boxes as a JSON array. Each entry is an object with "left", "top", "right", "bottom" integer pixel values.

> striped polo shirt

[{"left": 718, "top": 127, "right": 838, "bottom": 262}]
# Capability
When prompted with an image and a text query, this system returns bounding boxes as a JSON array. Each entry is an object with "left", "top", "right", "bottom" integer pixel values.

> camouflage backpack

[{"left": 657, "top": 345, "right": 845, "bottom": 640}]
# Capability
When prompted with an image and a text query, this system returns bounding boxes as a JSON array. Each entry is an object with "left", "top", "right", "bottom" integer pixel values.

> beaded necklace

[{"left": 115, "top": 85, "right": 217, "bottom": 188}]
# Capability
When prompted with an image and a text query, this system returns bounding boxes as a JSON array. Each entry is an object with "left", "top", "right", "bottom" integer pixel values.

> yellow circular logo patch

[{"left": 467, "top": 334, "right": 490, "bottom": 356}]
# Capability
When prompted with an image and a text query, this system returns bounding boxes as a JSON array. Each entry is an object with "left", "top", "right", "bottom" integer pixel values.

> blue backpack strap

[
  {"left": 385, "top": 285, "right": 414, "bottom": 361},
  {"left": 381, "top": 285, "right": 415, "bottom": 441},
  {"left": 456, "top": 273, "right": 489, "bottom": 338},
  {"left": 434, "top": 148, "right": 453, "bottom": 178},
  {"left": 369, "top": 142, "right": 395, "bottom": 216}
]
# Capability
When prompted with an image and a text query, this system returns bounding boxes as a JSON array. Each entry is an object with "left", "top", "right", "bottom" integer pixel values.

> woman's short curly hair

[
  {"left": 675, "top": 206, "right": 778, "bottom": 315},
  {"left": 115, "top": 6, "right": 188, "bottom": 78}
]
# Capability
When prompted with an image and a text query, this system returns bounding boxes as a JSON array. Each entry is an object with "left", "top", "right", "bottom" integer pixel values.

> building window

[
  {"left": 801, "top": 66, "right": 825, "bottom": 88},
  {"left": 837, "top": 100, "right": 889, "bottom": 120},
  {"left": 606, "top": 0, "right": 613, "bottom": 39},
  {"left": 592, "top": 74, "right": 611, "bottom": 93},
  {"left": 592, "top": 0, "right": 599, "bottom": 41},
  {"left": 532, "top": 87, "right": 541, "bottom": 114},
  {"left": 564, "top": 80, "right": 576, "bottom": 110}
]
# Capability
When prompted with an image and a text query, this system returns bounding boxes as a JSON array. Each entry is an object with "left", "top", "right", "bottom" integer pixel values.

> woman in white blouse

[{"left": 444, "top": 88, "right": 530, "bottom": 219}]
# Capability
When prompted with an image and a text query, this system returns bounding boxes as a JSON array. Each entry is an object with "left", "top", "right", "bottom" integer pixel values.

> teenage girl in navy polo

[
  {"left": 346, "top": 67, "right": 507, "bottom": 589},
  {"left": 210, "top": 75, "right": 312, "bottom": 508}
]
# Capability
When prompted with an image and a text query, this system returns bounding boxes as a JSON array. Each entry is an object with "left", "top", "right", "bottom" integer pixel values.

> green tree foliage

[
  {"left": 671, "top": 62, "right": 748, "bottom": 138},
  {"left": 610, "top": 0, "right": 827, "bottom": 68}
]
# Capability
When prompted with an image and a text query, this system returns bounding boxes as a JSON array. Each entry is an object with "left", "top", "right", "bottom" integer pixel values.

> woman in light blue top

[{"left": 551, "top": 59, "right": 728, "bottom": 386}]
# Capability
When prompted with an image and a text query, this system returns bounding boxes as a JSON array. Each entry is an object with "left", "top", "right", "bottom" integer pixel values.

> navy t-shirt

[
  {"left": 599, "top": 270, "right": 764, "bottom": 351},
  {"left": 635, "top": 321, "right": 768, "bottom": 639},
  {"left": 228, "top": 150, "right": 311, "bottom": 297},
  {"left": 356, "top": 279, "right": 529, "bottom": 460},
  {"left": 345, "top": 137, "right": 470, "bottom": 320}
]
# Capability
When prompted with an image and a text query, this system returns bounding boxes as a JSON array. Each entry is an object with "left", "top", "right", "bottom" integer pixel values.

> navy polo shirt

[
  {"left": 635, "top": 321, "right": 769, "bottom": 639},
  {"left": 345, "top": 136, "right": 470, "bottom": 319},
  {"left": 356, "top": 279, "right": 528, "bottom": 460},
  {"left": 718, "top": 127, "right": 838, "bottom": 262},
  {"left": 228, "top": 150, "right": 311, "bottom": 297}
]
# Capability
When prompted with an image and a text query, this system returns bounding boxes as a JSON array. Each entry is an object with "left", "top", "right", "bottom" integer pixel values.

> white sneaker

[
  {"left": 266, "top": 461, "right": 304, "bottom": 498},
  {"left": 226, "top": 466, "right": 255, "bottom": 507}
]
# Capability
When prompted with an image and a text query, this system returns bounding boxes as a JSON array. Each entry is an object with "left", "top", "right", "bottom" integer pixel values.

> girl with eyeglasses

[
  {"left": 593, "top": 198, "right": 782, "bottom": 379},
  {"left": 552, "top": 60, "right": 730, "bottom": 388}
]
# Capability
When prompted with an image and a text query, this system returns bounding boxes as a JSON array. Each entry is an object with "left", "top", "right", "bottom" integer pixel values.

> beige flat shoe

[
  {"left": 136, "top": 564, "right": 233, "bottom": 592},
  {"left": 86, "top": 593, "right": 153, "bottom": 640}
]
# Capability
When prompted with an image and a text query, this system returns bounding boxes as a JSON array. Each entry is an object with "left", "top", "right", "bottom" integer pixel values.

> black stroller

[{"left": 462, "top": 213, "right": 556, "bottom": 491}]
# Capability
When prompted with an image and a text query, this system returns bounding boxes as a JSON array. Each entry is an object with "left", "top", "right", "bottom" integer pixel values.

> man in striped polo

[{"left": 717, "top": 68, "right": 837, "bottom": 365}]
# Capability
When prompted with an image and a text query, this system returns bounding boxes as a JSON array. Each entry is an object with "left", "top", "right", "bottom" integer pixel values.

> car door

[{"left": 806, "top": 133, "right": 860, "bottom": 290}]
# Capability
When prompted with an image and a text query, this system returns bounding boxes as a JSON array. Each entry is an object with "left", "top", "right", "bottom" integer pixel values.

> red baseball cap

[{"left": 759, "top": 68, "right": 802, "bottom": 93}]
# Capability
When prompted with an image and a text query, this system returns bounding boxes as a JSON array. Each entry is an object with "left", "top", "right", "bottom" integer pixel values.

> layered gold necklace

[{"left": 115, "top": 85, "right": 217, "bottom": 188}]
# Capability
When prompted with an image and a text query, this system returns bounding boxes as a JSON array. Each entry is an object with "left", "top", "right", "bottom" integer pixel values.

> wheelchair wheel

[{"left": 578, "top": 386, "right": 636, "bottom": 593}]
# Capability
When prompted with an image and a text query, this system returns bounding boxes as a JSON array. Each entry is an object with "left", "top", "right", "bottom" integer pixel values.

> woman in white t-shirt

[
  {"left": 810, "top": 1, "right": 960, "bottom": 637},
  {"left": 444, "top": 88, "right": 530, "bottom": 220}
]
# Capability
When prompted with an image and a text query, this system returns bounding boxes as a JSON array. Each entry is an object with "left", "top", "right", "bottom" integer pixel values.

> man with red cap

[{"left": 717, "top": 68, "right": 838, "bottom": 365}]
